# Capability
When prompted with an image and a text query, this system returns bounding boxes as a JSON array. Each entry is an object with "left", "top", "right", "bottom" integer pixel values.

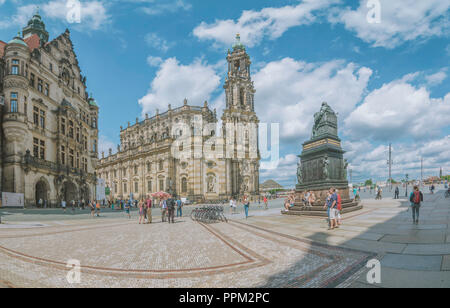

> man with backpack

[{"left": 409, "top": 186, "right": 424, "bottom": 224}]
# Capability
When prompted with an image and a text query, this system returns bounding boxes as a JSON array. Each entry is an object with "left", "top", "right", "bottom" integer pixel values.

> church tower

[
  {"left": 222, "top": 34, "right": 260, "bottom": 198},
  {"left": 22, "top": 8, "right": 49, "bottom": 44}
]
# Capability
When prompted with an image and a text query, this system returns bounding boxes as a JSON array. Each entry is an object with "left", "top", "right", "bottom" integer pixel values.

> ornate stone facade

[
  {"left": 97, "top": 35, "right": 260, "bottom": 202},
  {"left": 0, "top": 13, "right": 98, "bottom": 207}
]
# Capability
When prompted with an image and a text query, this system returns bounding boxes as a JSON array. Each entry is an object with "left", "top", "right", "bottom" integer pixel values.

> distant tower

[
  {"left": 22, "top": 7, "right": 49, "bottom": 43},
  {"left": 222, "top": 34, "right": 260, "bottom": 197}
]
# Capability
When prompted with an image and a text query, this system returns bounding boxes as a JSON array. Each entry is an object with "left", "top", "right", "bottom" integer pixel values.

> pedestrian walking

[
  {"left": 146, "top": 197, "right": 152, "bottom": 224},
  {"left": 167, "top": 197, "right": 175, "bottom": 223},
  {"left": 263, "top": 196, "right": 268, "bottom": 210},
  {"left": 161, "top": 198, "right": 167, "bottom": 222},
  {"left": 125, "top": 201, "right": 131, "bottom": 219},
  {"left": 242, "top": 195, "right": 250, "bottom": 219},
  {"left": 89, "top": 201, "right": 95, "bottom": 217},
  {"left": 61, "top": 200, "right": 66, "bottom": 213},
  {"left": 409, "top": 186, "right": 424, "bottom": 224},
  {"left": 138, "top": 200, "right": 145, "bottom": 224},
  {"left": 96, "top": 200, "right": 101, "bottom": 217},
  {"left": 176, "top": 197, "right": 183, "bottom": 217}
]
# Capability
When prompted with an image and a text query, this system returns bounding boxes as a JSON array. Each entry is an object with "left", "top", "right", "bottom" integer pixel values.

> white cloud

[
  {"left": 425, "top": 69, "right": 447, "bottom": 87},
  {"left": 138, "top": 57, "right": 221, "bottom": 116},
  {"left": 193, "top": 0, "right": 338, "bottom": 48},
  {"left": 253, "top": 58, "right": 372, "bottom": 143},
  {"left": 2, "top": 1, "right": 110, "bottom": 31},
  {"left": 141, "top": 0, "right": 191, "bottom": 16},
  {"left": 42, "top": 0, "right": 110, "bottom": 30},
  {"left": 260, "top": 154, "right": 298, "bottom": 186},
  {"left": 344, "top": 136, "right": 450, "bottom": 182},
  {"left": 146, "top": 55, "right": 163, "bottom": 67},
  {"left": 331, "top": 0, "right": 450, "bottom": 49},
  {"left": 344, "top": 75, "right": 450, "bottom": 141},
  {"left": 144, "top": 32, "right": 174, "bottom": 52}
]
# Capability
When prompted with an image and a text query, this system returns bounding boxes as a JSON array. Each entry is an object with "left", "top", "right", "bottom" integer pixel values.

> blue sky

[{"left": 1, "top": 0, "right": 449, "bottom": 187}]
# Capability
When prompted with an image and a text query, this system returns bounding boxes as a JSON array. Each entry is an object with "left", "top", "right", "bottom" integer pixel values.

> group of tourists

[
  {"left": 229, "top": 195, "right": 252, "bottom": 218},
  {"left": 157, "top": 196, "right": 184, "bottom": 224}
]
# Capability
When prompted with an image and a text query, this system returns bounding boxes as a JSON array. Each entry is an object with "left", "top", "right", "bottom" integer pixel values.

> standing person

[
  {"left": 61, "top": 199, "right": 66, "bottom": 213},
  {"left": 394, "top": 186, "right": 400, "bottom": 199},
  {"left": 146, "top": 197, "right": 152, "bottom": 224},
  {"left": 96, "top": 200, "right": 101, "bottom": 217},
  {"left": 230, "top": 198, "right": 234, "bottom": 214},
  {"left": 161, "top": 198, "right": 167, "bottom": 222},
  {"left": 89, "top": 201, "right": 95, "bottom": 217},
  {"left": 410, "top": 186, "right": 424, "bottom": 224},
  {"left": 176, "top": 197, "right": 183, "bottom": 218},
  {"left": 167, "top": 197, "right": 175, "bottom": 224},
  {"left": 124, "top": 200, "right": 131, "bottom": 219},
  {"left": 323, "top": 191, "right": 332, "bottom": 227},
  {"left": 243, "top": 195, "right": 250, "bottom": 219},
  {"left": 38, "top": 198, "right": 43, "bottom": 208},
  {"left": 71, "top": 200, "right": 75, "bottom": 213},
  {"left": 263, "top": 196, "right": 268, "bottom": 210},
  {"left": 138, "top": 200, "right": 145, "bottom": 224},
  {"left": 324, "top": 188, "right": 338, "bottom": 230},
  {"left": 336, "top": 189, "right": 342, "bottom": 226}
]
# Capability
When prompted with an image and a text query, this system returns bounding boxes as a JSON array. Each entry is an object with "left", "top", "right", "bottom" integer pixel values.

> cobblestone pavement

[{"left": 0, "top": 191, "right": 448, "bottom": 288}]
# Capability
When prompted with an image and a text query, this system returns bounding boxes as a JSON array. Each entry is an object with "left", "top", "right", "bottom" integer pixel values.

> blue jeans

[
  {"left": 411, "top": 203, "right": 420, "bottom": 221},
  {"left": 244, "top": 205, "right": 249, "bottom": 218},
  {"left": 177, "top": 207, "right": 182, "bottom": 217}
]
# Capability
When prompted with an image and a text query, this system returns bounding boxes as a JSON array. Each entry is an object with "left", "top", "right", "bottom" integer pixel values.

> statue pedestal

[{"left": 282, "top": 102, "right": 362, "bottom": 217}]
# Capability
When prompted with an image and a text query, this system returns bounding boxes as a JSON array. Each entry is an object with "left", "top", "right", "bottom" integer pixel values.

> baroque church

[
  {"left": 97, "top": 35, "right": 260, "bottom": 202},
  {"left": 0, "top": 12, "right": 99, "bottom": 207}
]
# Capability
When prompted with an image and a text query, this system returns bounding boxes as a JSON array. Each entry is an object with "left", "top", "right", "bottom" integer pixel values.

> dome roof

[
  {"left": 8, "top": 35, "right": 28, "bottom": 47},
  {"left": 232, "top": 34, "right": 245, "bottom": 50},
  {"left": 89, "top": 98, "right": 98, "bottom": 107}
]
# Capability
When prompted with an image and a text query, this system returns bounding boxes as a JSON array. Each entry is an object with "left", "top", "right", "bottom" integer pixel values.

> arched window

[{"left": 181, "top": 178, "right": 187, "bottom": 193}]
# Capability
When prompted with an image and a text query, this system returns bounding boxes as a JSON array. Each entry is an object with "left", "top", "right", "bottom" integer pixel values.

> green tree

[{"left": 364, "top": 179, "right": 373, "bottom": 187}]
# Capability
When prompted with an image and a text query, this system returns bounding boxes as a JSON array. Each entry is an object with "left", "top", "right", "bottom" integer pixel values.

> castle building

[
  {"left": 0, "top": 12, "right": 99, "bottom": 207},
  {"left": 97, "top": 35, "right": 260, "bottom": 201}
]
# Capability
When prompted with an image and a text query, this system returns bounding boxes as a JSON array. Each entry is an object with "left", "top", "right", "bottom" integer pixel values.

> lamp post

[{"left": 405, "top": 174, "right": 409, "bottom": 197}]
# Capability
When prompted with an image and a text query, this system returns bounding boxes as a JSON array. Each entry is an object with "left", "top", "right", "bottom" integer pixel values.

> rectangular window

[
  {"left": 40, "top": 110, "right": 45, "bottom": 129},
  {"left": 61, "top": 118, "right": 66, "bottom": 135},
  {"left": 10, "top": 92, "right": 18, "bottom": 113},
  {"left": 11, "top": 60, "right": 19, "bottom": 75},
  {"left": 69, "top": 121, "right": 74, "bottom": 138},
  {"left": 33, "top": 138, "right": 39, "bottom": 158},
  {"left": 40, "top": 140, "right": 45, "bottom": 159},
  {"left": 69, "top": 149, "right": 74, "bottom": 168},
  {"left": 37, "top": 79, "right": 43, "bottom": 93},
  {"left": 33, "top": 107, "right": 39, "bottom": 125},
  {"left": 84, "top": 158, "right": 88, "bottom": 172},
  {"left": 147, "top": 181, "right": 152, "bottom": 192},
  {"left": 61, "top": 146, "right": 66, "bottom": 165},
  {"left": 33, "top": 138, "right": 45, "bottom": 159},
  {"left": 159, "top": 179, "right": 164, "bottom": 192},
  {"left": 135, "top": 182, "right": 139, "bottom": 193},
  {"left": 44, "top": 83, "right": 49, "bottom": 96},
  {"left": 30, "top": 73, "right": 35, "bottom": 87},
  {"left": 49, "top": 63, "right": 53, "bottom": 72},
  {"left": 124, "top": 183, "right": 127, "bottom": 193}
]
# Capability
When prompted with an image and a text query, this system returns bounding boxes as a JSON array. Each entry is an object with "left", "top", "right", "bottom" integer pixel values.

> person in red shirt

[{"left": 336, "top": 189, "right": 342, "bottom": 226}]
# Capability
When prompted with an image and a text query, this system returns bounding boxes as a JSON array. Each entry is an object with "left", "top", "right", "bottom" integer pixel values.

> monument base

[{"left": 281, "top": 186, "right": 362, "bottom": 217}]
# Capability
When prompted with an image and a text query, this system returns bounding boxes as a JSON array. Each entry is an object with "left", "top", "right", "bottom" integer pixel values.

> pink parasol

[{"left": 151, "top": 192, "right": 171, "bottom": 199}]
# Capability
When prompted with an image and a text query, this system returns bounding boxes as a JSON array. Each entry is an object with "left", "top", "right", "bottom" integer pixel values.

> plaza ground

[{"left": 0, "top": 187, "right": 449, "bottom": 288}]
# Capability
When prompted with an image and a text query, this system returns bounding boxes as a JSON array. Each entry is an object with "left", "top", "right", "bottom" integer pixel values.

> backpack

[
  {"left": 337, "top": 194, "right": 342, "bottom": 211},
  {"left": 413, "top": 191, "right": 421, "bottom": 204}
]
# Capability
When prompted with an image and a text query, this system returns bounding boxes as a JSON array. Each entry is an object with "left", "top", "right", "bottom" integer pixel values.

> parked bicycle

[{"left": 191, "top": 205, "right": 228, "bottom": 224}]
